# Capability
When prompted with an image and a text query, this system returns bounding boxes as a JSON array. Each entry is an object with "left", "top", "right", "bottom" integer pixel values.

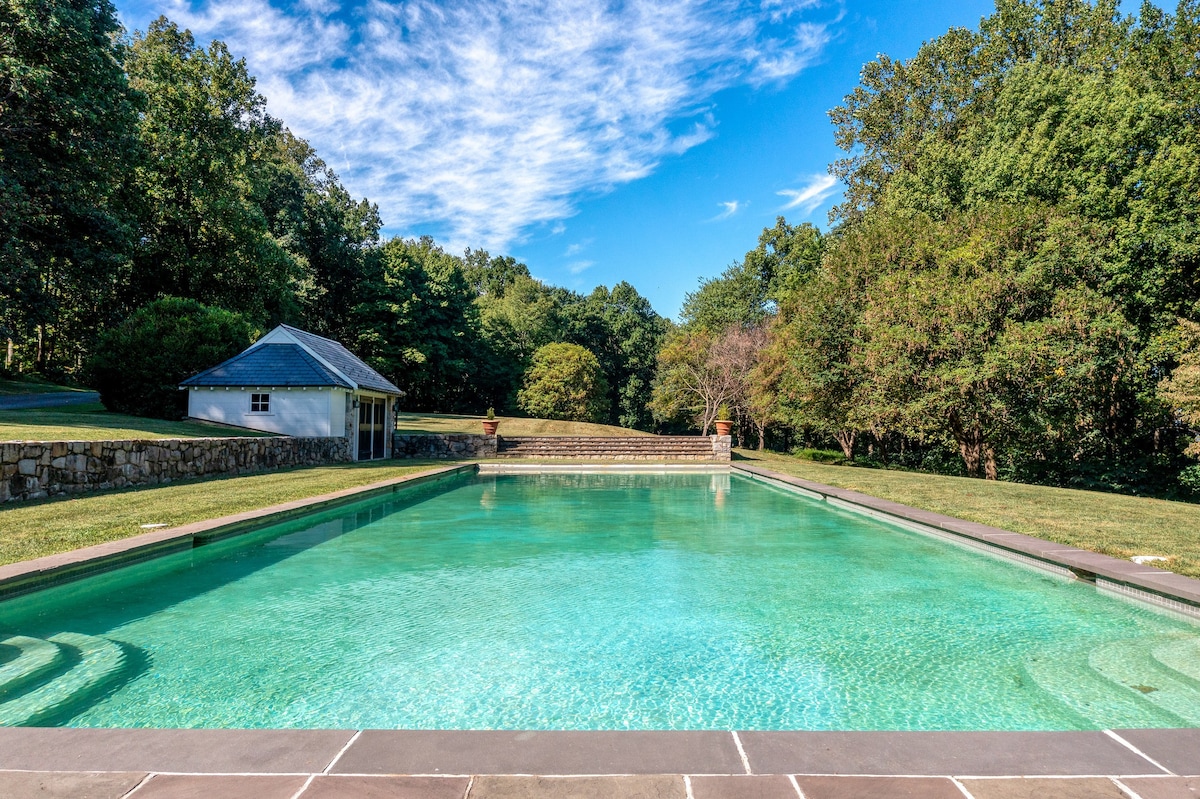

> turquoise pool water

[{"left": 1, "top": 471, "right": 1198, "bottom": 730}]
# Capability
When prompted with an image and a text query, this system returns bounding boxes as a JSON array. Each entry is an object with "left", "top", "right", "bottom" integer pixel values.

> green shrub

[
  {"left": 517, "top": 342, "right": 610, "bottom": 423},
  {"left": 793, "top": 447, "right": 847, "bottom": 464},
  {"left": 87, "top": 298, "right": 253, "bottom": 419},
  {"left": 1179, "top": 464, "right": 1200, "bottom": 497}
]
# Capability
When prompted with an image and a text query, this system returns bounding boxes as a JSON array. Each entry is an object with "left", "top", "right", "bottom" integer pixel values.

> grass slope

[
  {"left": 0, "top": 377, "right": 86, "bottom": 396},
  {"left": 0, "top": 461, "right": 442, "bottom": 566},
  {"left": 396, "top": 412, "right": 654, "bottom": 437},
  {"left": 0, "top": 403, "right": 267, "bottom": 442},
  {"left": 737, "top": 449, "right": 1200, "bottom": 580}
]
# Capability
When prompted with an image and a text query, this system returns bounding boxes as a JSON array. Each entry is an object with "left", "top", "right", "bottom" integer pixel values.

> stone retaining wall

[
  {"left": 1, "top": 436, "right": 351, "bottom": 503},
  {"left": 393, "top": 433, "right": 498, "bottom": 459}
]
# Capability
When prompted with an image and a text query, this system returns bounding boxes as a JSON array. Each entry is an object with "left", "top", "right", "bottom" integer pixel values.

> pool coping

[
  {"left": 0, "top": 463, "right": 475, "bottom": 601},
  {"left": 0, "top": 728, "right": 1197, "bottom": 783},
  {"left": 731, "top": 462, "right": 1200, "bottom": 619},
  {"left": 2, "top": 460, "right": 1200, "bottom": 786}
]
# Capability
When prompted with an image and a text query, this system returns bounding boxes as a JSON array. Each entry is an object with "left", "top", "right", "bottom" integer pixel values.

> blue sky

[{"left": 115, "top": 0, "right": 999, "bottom": 318}]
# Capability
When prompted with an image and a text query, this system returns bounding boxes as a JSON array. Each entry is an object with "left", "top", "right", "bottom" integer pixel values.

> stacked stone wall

[
  {"left": 393, "top": 433, "right": 498, "bottom": 459},
  {"left": 1, "top": 436, "right": 351, "bottom": 503}
]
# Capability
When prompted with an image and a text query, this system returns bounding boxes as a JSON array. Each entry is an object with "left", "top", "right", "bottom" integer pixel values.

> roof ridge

[{"left": 278, "top": 323, "right": 340, "bottom": 346}]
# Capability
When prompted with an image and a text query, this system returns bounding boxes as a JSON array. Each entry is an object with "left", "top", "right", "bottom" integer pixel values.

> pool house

[{"left": 180, "top": 324, "right": 403, "bottom": 460}]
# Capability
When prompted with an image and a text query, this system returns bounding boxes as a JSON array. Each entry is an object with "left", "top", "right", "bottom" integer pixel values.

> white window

[{"left": 250, "top": 393, "right": 270, "bottom": 412}]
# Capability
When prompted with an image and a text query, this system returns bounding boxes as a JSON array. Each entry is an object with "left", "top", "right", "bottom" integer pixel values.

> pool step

[
  {"left": 1087, "top": 637, "right": 1200, "bottom": 725},
  {"left": 0, "top": 636, "right": 66, "bottom": 701},
  {"left": 1151, "top": 638, "right": 1200, "bottom": 688},
  {"left": 0, "top": 632, "right": 128, "bottom": 726},
  {"left": 1022, "top": 643, "right": 1189, "bottom": 729}
]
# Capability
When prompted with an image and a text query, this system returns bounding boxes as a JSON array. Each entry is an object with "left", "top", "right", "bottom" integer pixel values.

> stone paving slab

[
  {"left": 0, "top": 770, "right": 145, "bottom": 799},
  {"left": 735, "top": 730, "right": 1164, "bottom": 776},
  {"left": 466, "top": 776, "right": 685, "bottom": 799},
  {"left": 794, "top": 776, "right": 964, "bottom": 798},
  {"left": 333, "top": 730, "right": 745, "bottom": 776},
  {"left": 0, "top": 728, "right": 355, "bottom": 773},
  {"left": 1121, "top": 776, "right": 1200, "bottom": 798},
  {"left": 688, "top": 775, "right": 799, "bottom": 798},
  {"left": 303, "top": 775, "right": 471, "bottom": 799},
  {"left": 960, "top": 777, "right": 1128, "bottom": 799},
  {"left": 132, "top": 774, "right": 309, "bottom": 799},
  {"left": 1114, "top": 729, "right": 1200, "bottom": 776}
]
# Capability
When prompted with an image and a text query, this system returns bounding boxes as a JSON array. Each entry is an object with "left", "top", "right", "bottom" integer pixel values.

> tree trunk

[
  {"left": 949, "top": 410, "right": 990, "bottom": 479},
  {"left": 984, "top": 445, "right": 998, "bottom": 481},
  {"left": 757, "top": 423, "right": 765, "bottom": 451},
  {"left": 834, "top": 430, "right": 855, "bottom": 460}
]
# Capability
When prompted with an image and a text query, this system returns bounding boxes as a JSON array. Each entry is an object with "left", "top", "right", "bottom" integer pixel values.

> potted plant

[
  {"left": 481, "top": 407, "right": 500, "bottom": 435},
  {"left": 713, "top": 405, "right": 733, "bottom": 437}
]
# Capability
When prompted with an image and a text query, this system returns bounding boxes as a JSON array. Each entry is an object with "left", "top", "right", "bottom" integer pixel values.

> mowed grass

[
  {"left": 736, "top": 449, "right": 1200, "bottom": 579},
  {"left": 0, "top": 377, "right": 86, "bottom": 396},
  {"left": 396, "top": 411, "right": 654, "bottom": 437},
  {"left": 0, "top": 403, "right": 267, "bottom": 442},
  {"left": 0, "top": 461, "right": 444, "bottom": 566}
]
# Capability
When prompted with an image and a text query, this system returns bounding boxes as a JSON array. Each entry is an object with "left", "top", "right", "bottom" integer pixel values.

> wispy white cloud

[
  {"left": 152, "top": 0, "right": 833, "bottom": 252},
  {"left": 564, "top": 239, "right": 594, "bottom": 257},
  {"left": 777, "top": 174, "right": 837, "bottom": 214},
  {"left": 711, "top": 200, "right": 742, "bottom": 220},
  {"left": 567, "top": 260, "right": 596, "bottom": 275}
]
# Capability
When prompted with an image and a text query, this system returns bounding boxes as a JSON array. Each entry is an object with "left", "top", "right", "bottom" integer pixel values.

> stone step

[
  {"left": 1152, "top": 637, "right": 1200, "bottom": 686},
  {"left": 0, "top": 636, "right": 66, "bottom": 701},
  {"left": 497, "top": 449, "right": 714, "bottom": 455},
  {"left": 499, "top": 445, "right": 713, "bottom": 451},
  {"left": 0, "top": 632, "right": 129, "bottom": 726},
  {"left": 492, "top": 435, "right": 724, "bottom": 460}
]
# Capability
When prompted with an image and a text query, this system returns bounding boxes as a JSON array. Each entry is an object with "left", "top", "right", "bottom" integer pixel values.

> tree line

[
  {"left": 651, "top": 0, "right": 1200, "bottom": 497},
  {"left": 4, "top": 0, "right": 1199, "bottom": 497},
  {"left": 0, "top": 2, "right": 667, "bottom": 425}
]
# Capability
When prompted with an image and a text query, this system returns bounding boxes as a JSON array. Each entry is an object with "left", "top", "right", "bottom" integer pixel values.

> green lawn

[
  {"left": 0, "top": 461, "right": 443, "bottom": 566},
  {"left": 0, "top": 377, "right": 86, "bottom": 396},
  {"left": 396, "top": 411, "right": 654, "bottom": 437},
  {"left": 0, "top": 403, "right": 267, "bottom": 442},
  {"left": 736, "top": 449, "right": 1200, "bottom": 580}
]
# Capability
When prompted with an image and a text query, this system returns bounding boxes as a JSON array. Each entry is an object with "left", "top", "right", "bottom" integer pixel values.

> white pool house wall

[{"left": 187, "top": 386, "right": 349, "bottom": 438}]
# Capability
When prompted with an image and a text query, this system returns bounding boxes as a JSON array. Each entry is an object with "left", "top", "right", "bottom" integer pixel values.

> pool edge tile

[
  {"left": 0, "top": 728, "right": 357, "bottom": 773},
  {"left": 1112, "top": 729, "right": 1200, "bottom": 776},
  {"left": 735, "top": 731, "right": 1169, "bottom": 776},
  {"left": 332, "top": 730, "right": 745, "bottom": 776}
]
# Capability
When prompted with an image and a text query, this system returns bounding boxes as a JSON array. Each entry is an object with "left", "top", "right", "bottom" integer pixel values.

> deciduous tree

[{"left": 517, "top": 343, "right": 610, "bottom": 423}]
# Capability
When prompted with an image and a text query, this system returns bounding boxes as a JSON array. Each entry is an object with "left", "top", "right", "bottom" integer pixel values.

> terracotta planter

[
  {"left": 714, "top": 420, "right": 733, "bottom": 436},
  {"left": 481, "top": 419, "right": 499, "bottom": 435}
]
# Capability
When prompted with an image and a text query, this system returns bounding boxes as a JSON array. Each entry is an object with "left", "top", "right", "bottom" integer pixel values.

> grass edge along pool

[{"left": 1, "top": 468, "right": 1198, "bottom": 731}]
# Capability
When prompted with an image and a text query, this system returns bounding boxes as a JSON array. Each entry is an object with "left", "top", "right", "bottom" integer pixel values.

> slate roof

[
  {"left": 181, "top": 344, "right": 354, "bottom": 389},
  {"left": 276, "top": 325, "right": 402, "bottom": 395}
]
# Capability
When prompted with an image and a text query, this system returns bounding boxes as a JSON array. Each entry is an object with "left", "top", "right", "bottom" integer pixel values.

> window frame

[{"left": 249, "top": 392, "right": 271, "bottom": 413}]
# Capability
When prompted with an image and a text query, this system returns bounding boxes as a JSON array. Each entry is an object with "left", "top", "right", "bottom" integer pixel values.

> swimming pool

[{"left": 1, "top": 470, "right": 1198, "bottom": 730}]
